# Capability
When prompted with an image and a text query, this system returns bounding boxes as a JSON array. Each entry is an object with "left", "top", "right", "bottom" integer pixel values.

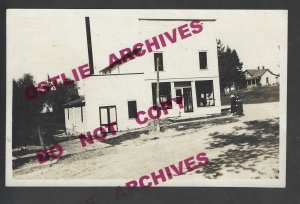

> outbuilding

[{"left": 63, "top": 97, "right": 86, "bottom": 135}]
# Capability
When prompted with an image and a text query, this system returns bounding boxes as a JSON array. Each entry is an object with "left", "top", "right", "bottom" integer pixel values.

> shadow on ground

[
  {"left": 103, "top": 117, "right": 238, "bottom": 146},
  {"left": 197, "top": 118, "right": 279, "bottom": 179},
  {"left": 103, "top": 130, "right": 150, "bottom": 145},
  {"left": 166, "top": 117, "right": 239, "bottom": 132}
]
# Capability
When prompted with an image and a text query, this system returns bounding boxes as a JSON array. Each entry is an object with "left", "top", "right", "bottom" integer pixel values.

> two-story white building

[{"left": 65, "top": 18, "right": 221, "bottom": 134}]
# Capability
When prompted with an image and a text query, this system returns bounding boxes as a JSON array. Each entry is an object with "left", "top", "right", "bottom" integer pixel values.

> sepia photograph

[{"left": 6, "top": 9, "right": 287, "bottom": 187}]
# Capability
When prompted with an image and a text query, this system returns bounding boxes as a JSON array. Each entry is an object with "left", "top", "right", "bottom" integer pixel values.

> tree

[
  {"left": 12, "top": 74, "right": 80, "bottom": 148},
  {"left": 45, "top": 80, "right": 80, "bottom": 124},
  {"left": 46, "top": 81, "right": 79, "bottom": 112},
  {"left": 217, "top": 39, "right": 246, "bottom": 94},
  {"left": 12, "top": 74, "right": 44, "bottom": 147}
]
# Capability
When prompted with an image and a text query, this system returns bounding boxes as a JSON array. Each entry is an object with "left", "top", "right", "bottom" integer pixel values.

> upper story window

[
  {"left": 154, "top": 53, "right": 164, "bottom": 71},
  {"left": 199, "top": 52, "right": 208, "bottom": 70},
  {"left": 128, "top": 101, "right": 137, "bottom": 119}
]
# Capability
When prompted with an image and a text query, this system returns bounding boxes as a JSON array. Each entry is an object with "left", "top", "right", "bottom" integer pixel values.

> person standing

[{"left": 230, "top": 95, "right": 237, "bottom": 114}]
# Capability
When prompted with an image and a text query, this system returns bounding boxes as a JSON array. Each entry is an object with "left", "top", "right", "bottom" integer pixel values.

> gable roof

[
  {"left": 245, "top": 69, "right": 279, "bottom": 79},
  {"left": 99, "top": 47, "right": 142, "bottom": 74}
]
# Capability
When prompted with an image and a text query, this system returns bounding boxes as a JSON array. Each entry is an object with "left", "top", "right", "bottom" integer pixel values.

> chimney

[
  {"left": 262, "top": 66, "right": 265, "bottom": 70},
  {"left": 85, "top": 17, "right": 94, "bottom": 75},
  {"left": 257, "top": 66, "right": 260, "bottom": 70}
]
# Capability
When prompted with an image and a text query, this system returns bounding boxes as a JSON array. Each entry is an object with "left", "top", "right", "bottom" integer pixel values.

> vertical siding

[{"left": 64, "top": 106, "right": 87, "bottom": 135}]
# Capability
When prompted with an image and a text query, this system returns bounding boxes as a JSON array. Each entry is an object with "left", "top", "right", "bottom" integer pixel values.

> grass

[{"left": 221, "top": 85, "right": 279, "bottom": 106}]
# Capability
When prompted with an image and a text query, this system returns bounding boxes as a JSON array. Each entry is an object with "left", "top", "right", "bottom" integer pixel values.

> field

[{"left": 221, "top": 86, "right": 279, "bottom": 105}]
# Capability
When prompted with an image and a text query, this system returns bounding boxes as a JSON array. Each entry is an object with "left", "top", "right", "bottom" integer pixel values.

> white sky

[{"left": 7, "top": 9, "right": 287, "bottom": 90}]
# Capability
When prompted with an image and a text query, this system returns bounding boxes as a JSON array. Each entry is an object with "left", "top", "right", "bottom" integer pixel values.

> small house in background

[
  {"left": 63, "top": 97, "right": 86, "bottom": 135},
  {"left": 245, "top": 66, "right": 279, "bottom": 88}
]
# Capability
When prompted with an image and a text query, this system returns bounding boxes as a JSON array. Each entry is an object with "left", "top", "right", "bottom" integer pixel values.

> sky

[{"left": 7, "top": 9, "right": 287, "bottom": 92}]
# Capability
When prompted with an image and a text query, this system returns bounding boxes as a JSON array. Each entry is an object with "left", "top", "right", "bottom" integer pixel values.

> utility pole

[
  {"left": 156, "top": 58, "right": 160, "bottom": 132},
  {"left": 37, "top": 126, "right": 46, "bottom": 150}
]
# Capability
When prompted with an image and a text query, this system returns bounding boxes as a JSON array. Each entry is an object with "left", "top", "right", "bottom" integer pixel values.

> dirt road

[{"left": 13, "top": 102, "right": 280, "bottom": 183}]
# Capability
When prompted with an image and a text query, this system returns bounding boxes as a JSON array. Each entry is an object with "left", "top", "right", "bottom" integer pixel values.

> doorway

[
  {"left": 99, "top": 106, "right": 118, "bottom": 133},
  {"left": 183, "top": 88, "right": 193, "bottom": 112},
  {"left": 174, "top": 81, "right": 194, "bottom": 113}
]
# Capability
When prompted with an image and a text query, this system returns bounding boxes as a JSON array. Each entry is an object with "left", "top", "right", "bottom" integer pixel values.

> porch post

[
  {"left": 191, "top": 81, "right": 198, "bottom": 111},
  {"left": 171, "top": 82, "right": 177, "bottom": 112},
  {"left": 171, "top": 82, "right": 176, "bottom": 102}
]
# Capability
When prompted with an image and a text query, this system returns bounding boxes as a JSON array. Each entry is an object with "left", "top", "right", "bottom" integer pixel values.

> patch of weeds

[
  {"left": 195, "top": 170, "right": 202, "bottom": 174},
  {"left": 213, "top": 172, "right": 223, "bottom": 178}
]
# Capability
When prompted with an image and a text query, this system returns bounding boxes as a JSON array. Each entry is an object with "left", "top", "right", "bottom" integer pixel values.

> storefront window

[
  {"left": 151, "top": 82, "right": 172, "bottom": 109},
  {"left": 195, "top": 80, "right": 215, "bottom": 107}
]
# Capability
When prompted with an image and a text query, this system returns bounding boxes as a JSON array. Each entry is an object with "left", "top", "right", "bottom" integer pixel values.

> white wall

[
  {"left": 142, "top": 21, "right": 219, "bottom": 80},
  {"left": 64, "top": 108, "right": 72, "bottom": 131},
  {"left": 84, "top": 75, "right": 221, "bottom": 132},
  {"left": 109, "top": 20, "right": 219, "bottom": 80},
  {"left": 245, "top": 72, "right": 252, "bottom": 80},
  {"left": 83, "top": 19, "right": 221, "bottom": 132},
  {"left": 64, "top": 106, "right": 86, "bottom": 135},
  {"left": 85, "top": 74, "right": 150, "bottom": 132},
  {"left": 261, "top": 71, "right": 279, "bottom": 86}
]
